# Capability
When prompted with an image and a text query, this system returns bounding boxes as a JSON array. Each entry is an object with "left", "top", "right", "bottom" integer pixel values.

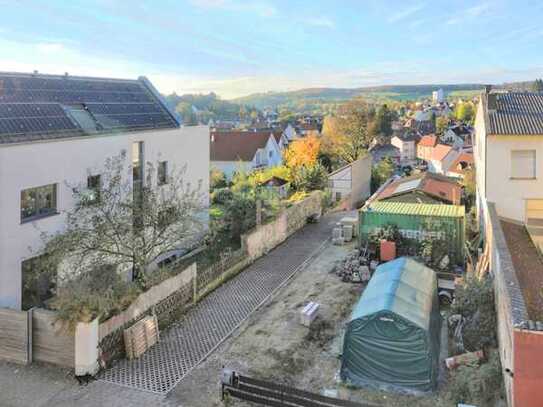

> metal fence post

[
  {"left": 27, "top": 307, "right": 34, "bottom": 365},
  {"left": 192, "top": 263, "right": 198, "bottom": 303}
]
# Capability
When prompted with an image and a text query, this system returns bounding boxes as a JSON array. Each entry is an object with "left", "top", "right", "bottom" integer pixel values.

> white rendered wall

[{"left": 0, "top": 126, "right": 209, "bottom": 309}]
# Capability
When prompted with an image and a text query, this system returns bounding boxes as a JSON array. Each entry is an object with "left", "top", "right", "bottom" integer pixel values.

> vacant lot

[{"left": 169, "top": 243, "right": 453, "bottom": 407}]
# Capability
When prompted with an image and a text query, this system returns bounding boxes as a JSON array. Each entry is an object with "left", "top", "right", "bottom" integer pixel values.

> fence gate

[
  {"left": 0, "top": 308, "right": 32, "bottom": 364},
  {"left": 221, "top": 370, "right": 376, "bottom": 407}
]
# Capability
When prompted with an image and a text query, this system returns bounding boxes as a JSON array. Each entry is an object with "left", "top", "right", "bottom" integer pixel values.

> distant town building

[
  {"left": 432, "top": 88, "right": 445, "bottom": 103},
  {"left": 391, "top": 131, "right": 419, "bottom": 163}
]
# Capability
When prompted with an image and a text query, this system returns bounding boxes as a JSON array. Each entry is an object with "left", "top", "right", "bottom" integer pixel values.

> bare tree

[{"left": 40, "top": 151, "right": 205, "bottom": 289}]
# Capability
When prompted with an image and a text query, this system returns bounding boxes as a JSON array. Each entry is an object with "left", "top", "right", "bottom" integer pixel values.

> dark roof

[
  {"left": 486, "top": 92, "right": 543, "bottom": 135},
  {"left": 398, "top": 130, "right": 420, "bottom": 142},
  {"left": 500, "top": 220, "right": 543, "bottom": 321},
  {"left": 210, "top": 130, "right": 276, "bottom": 161},
  {"left": 0, "top": 72, "right": 179, "bottom": 144}
]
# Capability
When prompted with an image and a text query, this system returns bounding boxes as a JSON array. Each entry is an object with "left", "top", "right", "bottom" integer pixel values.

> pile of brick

[{"left": 335, "top": 249, "right": 371, "bottom": 283}]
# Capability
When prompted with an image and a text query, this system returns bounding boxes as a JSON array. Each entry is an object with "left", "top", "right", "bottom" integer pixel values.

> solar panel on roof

[
  {"left": 394, "top": 178, "right": 422, "bottom": 194},
  {"left": 0, "top": 73, "right": 178, "bottom": 142}
]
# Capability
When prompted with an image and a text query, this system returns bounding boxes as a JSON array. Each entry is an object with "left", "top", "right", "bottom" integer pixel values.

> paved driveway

[
  {"left": 0, "top": 211, "right": 349, "bottom": 406},
  {"left": 98, "top": 212, "right": 344, "bottom": 394}
]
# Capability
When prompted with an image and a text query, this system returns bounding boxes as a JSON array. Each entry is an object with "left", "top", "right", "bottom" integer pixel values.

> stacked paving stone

[{"left": 335, "top": 249, "right": 371, "bottom": 283}]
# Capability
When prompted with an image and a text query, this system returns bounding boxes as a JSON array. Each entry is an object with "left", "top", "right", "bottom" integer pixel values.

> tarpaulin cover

[{"left": 340, "top": 257, "right": 441, "bottom": 392}]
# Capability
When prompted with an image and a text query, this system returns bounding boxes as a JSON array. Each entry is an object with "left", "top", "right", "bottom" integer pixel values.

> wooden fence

[
  {"left": 0, "top": 307, "right": 75, "bottom": 367},
  {"left": 32, "top": 309, "right": 75, "bottom": 368},
  {"left": 0, "top": 308, "right": 30, "bottom": 364}
]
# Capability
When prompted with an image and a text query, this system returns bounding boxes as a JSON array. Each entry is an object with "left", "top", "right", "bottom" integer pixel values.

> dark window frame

[
  {"left": 157, "top": 161, "right": 168, "bottom": 186},
  {"left": 20, "top": 183, "right": 58, "bottom": 223},
  {"left": 87, "top": 174, "right": 101, "bottom": 204}
]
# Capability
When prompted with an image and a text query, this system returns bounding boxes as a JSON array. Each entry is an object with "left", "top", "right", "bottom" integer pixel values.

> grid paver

[{"left": 98, "top": 214, "right": 340, "bottom": 394}]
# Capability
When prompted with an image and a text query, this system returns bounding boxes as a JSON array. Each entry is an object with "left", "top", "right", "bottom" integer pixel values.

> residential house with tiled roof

[
  {"left": 391, "top": 130, "right": 420, "bottom": 164},
  {"left": 210, "top": 130, "right": 282, "bottom": 179},
  {"left": 428, "top": 143, "right": 453, "bottom": 174},
  {"left": 417, "top": 134, "right": 438, "bottom": 162},
  {"left": 474, "top": 87, "right": 543, "bottom": 407},
  {"left": 445, "top": 149, "right": 474, "bottom": 179},
  {"left": 0, "top": 71, "right": 210, "bottom": 310}
]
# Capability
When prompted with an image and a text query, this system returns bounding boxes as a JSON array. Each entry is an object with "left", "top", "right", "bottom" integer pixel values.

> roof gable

[{"left": 210, "top": 130, "right": 277, "bottom": 162}]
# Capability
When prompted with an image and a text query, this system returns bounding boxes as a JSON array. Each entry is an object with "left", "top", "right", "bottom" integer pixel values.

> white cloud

[
  {"left": 36, "top": 43, "right": 66, "bottom": 54},
  {"left": 189, "top": 0, "right": 277, "bottom": 18},
  {"left": 388, "top": 4, "right": 424, "bottom": 23},
  {"left": 447, "top": 2, "right": 491, "bottom": 25},
  {"left": 303, "top": 16, "right": 335, "bottom": 29}
]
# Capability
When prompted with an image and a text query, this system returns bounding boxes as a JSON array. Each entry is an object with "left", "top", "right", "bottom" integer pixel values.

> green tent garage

[
  {"left": 359, "top": 201, "right": 465, "bottom": 264},
  {"left": 340, "top": 257, "right": 441, "bottom": 392}
]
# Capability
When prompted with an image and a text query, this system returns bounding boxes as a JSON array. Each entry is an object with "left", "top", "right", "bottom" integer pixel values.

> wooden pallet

[{"left": 123, "top": 315, "right": 159, "bottom": 360}]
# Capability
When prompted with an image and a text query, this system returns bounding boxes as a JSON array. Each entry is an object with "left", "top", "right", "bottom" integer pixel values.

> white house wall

[
  {"left": 0, "top": 126, "right": 210, "bottom": 309},
  {"left": 486, "top": 135, "right": 543, "bottom": 223}
]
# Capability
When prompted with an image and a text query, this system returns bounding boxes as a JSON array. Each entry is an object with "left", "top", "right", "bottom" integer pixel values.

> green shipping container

[{"left": 359, "top": 201, "right": 465, "bottom": 264}]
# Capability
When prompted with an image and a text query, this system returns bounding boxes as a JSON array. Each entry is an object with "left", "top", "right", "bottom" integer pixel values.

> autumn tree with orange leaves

[{"left": 283, "top": 135, "right": 321, "bottom": 169}]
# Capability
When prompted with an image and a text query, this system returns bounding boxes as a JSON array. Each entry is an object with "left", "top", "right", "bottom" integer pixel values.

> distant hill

[
  {"left": 231, "top": 84, "right": 486, "bottom": 111},
  {"left": 162, "top": 92, "right": 259, "bottom": 124}
]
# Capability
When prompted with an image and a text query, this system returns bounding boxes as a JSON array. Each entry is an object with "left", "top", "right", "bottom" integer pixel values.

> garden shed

[
  {"left": 341, "top": 257, "right": 441, "bottom": 393},
  {"left": 359, "top": 201, "right": 465, "bottom": 264}
]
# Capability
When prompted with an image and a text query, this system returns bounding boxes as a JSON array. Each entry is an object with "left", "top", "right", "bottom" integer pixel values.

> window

[
  {"left": 158, "top": 161, "right": 168, "bottom": 185},
  {"left": 335, "top": 192, "right": 342, "bottom": 202},
  {"left": 511, "top": 150, "right": 536, "bottom": 179},
  {"left": 269, "top": 150, "right": 273, "bottom": 158},
  {"left": 87, "top": 175, "right": 101, "bottom": 203},
  {"left": 132, "top": 142, "right": 144, "bottom": 183},
  {"left": 21, "top": 254, "right": 55, "bottom": 310},
  {"left": 21, "top": 184, "right": 57, "bottom": 222}
]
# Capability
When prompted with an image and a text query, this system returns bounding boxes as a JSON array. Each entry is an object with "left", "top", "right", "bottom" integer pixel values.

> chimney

[
  {"left": 211, "top": 133, "right": 215, "bottom": 143},
  {"left": 488, "top": 93, "right": 498, "bottom": 113},
  {"left": 32, "top": 70, "right": 38, "bottom": 76}
]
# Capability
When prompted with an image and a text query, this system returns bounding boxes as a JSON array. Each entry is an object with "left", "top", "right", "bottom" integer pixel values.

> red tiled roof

[
  {"left": 448, "top": 151, "right": 474, "bottom": 175},
  {"left": 210, "top": 131, "right": 278, "bottom": 161},
  {"left": 376, "top": 172, "right": 462, "bottom": 205},
  {"left": 431, "top": 144, "right": 453, "bottom": 161},
  {"left": 418, "top": 134, "right": 438, "bottom": 148}
]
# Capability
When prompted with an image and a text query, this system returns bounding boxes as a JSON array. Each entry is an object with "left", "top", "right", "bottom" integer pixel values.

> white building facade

[
  {"left": 0, "top": 72, "right": 210, "bottom": 309},
  {"left": 474, "top": 90, "right": 543, "bottom": 226}
]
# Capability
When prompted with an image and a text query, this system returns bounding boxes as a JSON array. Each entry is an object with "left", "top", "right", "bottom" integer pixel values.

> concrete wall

[
  {"left": 242, "top": 191, "right": 323, "bottom": 260},
  {"left": 486, "top": 203, "right": 516, "bottom": 406},
  {"left": 99, "top": 263, "right": 196, "bottom": 341},
  {"left": 350, "top": 155, "right": 372, "bottom": 208},
  {"left": 0, "top": 126, "right": 210, "bottom": 309},
  {"left": 243, "top": 213, "right": 288, "bottom": 261}
]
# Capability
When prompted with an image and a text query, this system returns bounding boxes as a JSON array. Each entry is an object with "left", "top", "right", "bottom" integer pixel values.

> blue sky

[{"left": 1, "top": 0, "right": 542, "bottom": 98}]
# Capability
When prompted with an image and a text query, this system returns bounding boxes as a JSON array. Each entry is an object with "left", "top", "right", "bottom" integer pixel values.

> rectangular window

[
  {"left": 511, "top": 150, "right": 536, "bottom": 179},
  {"left": 87, "top": 174, "right": 101, "bottom": 203},
  {"left": 158, "top": 161, "right": 168, "bottom": 185},
  {"left": 132, "top": 142, "right": 144, "bottom": 183},
  {"left": 21, "top": 184, "right": 57, "bottom": 222},
  {"left": 22, "top": 255, "right": 55, "bottom": 310}
]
